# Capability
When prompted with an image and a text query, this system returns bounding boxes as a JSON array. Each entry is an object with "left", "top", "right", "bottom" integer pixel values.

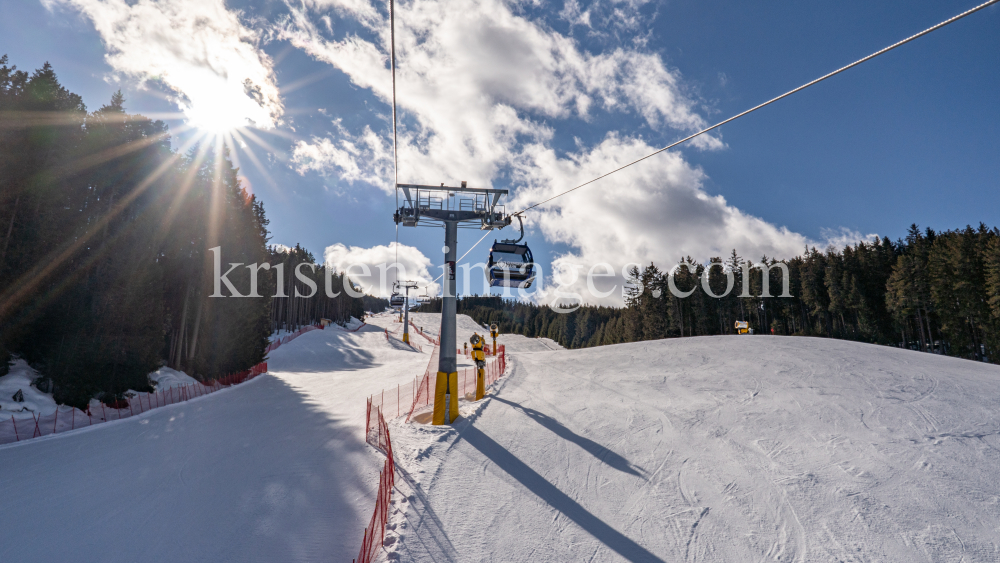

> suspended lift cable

[
  {"left": 390, "top": 0, "right": 401, "bottom": 268},
  {"left": 384, "top": 2, "right": 510, "bottom": 291},
  {"left": 514, "top": 0, "right": 1000, "bottom": 216},
  {"left": 427, "top": 229, "right": 494, "bottom": 285}
]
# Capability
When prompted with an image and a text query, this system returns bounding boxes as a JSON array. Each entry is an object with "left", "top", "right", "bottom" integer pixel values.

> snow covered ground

[
  {"left": 0, "top": 360, "right": 56, "bottom": 418},
  {"left": 0, "top": 317, "right": 429, "bottom": 563},
  {"left": 5, "top": 311, "right": 1000, "bottom": 562},
  {"left": 387, "top": 327, "right": 1000, "bottom": 562},
  {"left": 147, "top": 366, "right": 201, "bottom": 391},
  {"left": 0, "top": 363, "right": 210, "bottom": 421},
  {"left": 406, "top": 311, "right": 562, "bottom": 354}
]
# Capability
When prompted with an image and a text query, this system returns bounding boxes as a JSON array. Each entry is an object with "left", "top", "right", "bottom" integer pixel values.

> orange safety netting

[
  {"left": 405, "top": 346, "right": 507, "bottom": 422},
  {"left": 0, "top": 362, "right": 268, "bottom": 445},
  {"left": 384, "top": 327, "right": 423, "bottom": 353},
  {"left": 408, "top": 321, "right": 439, "bottom": 345},
  {"left": 364, "top": 345, "right": 507, "bottom": 422},
  {"left": 0, "top": 322, "right": 329, "bottom": 446},
  {"left": 356, "top": 403, "right": 395, "bottom": 563},
  {"left": 357, "top": 332, "right": 509, "bottom": 561},
  {"left": 264, "top": 322, "right": 325, "bottom": 353}
]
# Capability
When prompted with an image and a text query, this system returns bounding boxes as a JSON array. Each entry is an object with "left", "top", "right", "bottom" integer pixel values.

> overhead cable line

[
  {"left": 514, "top": 0, "right": 1000, "bottom": 215},
  {"left": 389, "top": 0, "right": 400, "bottom": 186},
  {"left": 390, "top": 0, "right": 400, "bottom": 267},
  {"left": 428, "top": 229, "right": 494, "bottom": 285},
  {"left": 383, "top": 2, "right": 499, "bottom": 294}
]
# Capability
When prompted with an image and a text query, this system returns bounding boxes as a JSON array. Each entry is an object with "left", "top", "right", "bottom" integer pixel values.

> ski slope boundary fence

[
  {"left": 264, "top": 322, "right": 325, "bottom": 353},
  {"left": 405, "top": 346, "right": 507, "bottom": 422},
  {"left": 341, "top": 321, "right": 367, "bottom": 333},
  {"left": 365, "top": 396, "right": 395, "bottom": 457},
  {"left": 0, "top": 362, "right": 268, "bottom": 445},
  {"left": 357, "top": 403, "right": 395, "bottom": 563},
  {"left": 364, "top": 345, "right": 507, "bottom": 422},
  {"left": 384, "top": 327, "right": 423, "bottom": 353},
  {"left": 0, "top": 322, "right": 330, "bottom": 446},
  {"left": 409, "top": 321, "right": 439, "bottom": 345},
  {"left": 356, "top": 344, "right": 508, "bottom": 561}
]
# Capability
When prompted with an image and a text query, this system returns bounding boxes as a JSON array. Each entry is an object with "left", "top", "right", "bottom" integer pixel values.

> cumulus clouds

[
  {"left": 560, "top": 0, "right": 656, "bottom": 37},
  {"left": 46, "top": 0, "right": 283, "bottom": 130},
  {"left": 48, "top": 0, "right": 865, "bottom": 307},
  {"left": 324, "top": 242, "right": 439, "bottom": 297},
  {"left": 278, "top": 0, "right": 722, "bottom": 190},
  {"left": 509, "top": 133, "right": 819, "bottom": 305},
  {"left": 515, "top": 135, "right": 810, "bottom": 261},
  {"left": 291, "top": 123, "right": 394, "bottom": 190},
  {"left": 275, "top": 0, "right": 853, "bottom": 305},
  {"left": 820, "top": 227, "right": 880, "bottom": 251}
]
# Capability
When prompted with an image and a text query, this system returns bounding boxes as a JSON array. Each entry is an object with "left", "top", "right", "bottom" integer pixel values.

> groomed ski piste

[{"left": 3, "top": 312, "right": 1000, "bottom": 562}]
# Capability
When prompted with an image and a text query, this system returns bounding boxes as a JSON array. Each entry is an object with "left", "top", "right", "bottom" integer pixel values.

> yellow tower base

[{"left": 432, "top": 371, "right": 460, "bottom": 425}]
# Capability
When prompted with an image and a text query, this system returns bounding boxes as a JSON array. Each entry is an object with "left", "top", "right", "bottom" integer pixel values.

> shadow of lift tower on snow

[
  {"left": 455, "top": 417, "right": 665, "bottom": 563},
  {"left": 490, "top": 396, "right": 649, "bottom": 478}
]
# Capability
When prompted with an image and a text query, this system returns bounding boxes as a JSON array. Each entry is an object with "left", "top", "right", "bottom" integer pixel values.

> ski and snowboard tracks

[
  {"left": 387, "top": 327, "right": 1000, "bottom": 562},
  {"left": 9, "top": 312, "right": 997, "bottom": 562}
]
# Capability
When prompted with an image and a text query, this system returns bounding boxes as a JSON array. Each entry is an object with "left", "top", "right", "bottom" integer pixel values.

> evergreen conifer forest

[
  {"left": 421, "top": 224, "right": 1000, "bottom": 365},
  {"left": 0, "top": 57, "right": 370, "bottom": 408},
  {"left": 2, "top": 55, "right": 998, "bottom": 413}
]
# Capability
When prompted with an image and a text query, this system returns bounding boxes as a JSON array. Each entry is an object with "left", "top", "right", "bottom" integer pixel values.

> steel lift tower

[
  {"left": 398, "top": 280, "right": 419, "bottom": 344},
  {"left": 394, "top": 182, "right": 510, "bottom": 424}
]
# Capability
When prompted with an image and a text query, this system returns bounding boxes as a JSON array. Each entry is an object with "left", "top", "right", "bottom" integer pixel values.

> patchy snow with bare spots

[{"left": 2, "top": 312, "right": 1000, "bottom": 562}]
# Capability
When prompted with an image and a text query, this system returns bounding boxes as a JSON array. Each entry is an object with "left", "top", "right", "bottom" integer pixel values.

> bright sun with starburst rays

[
  {"left": 165, "top": 69, "right": 299, "bottom": 198},
  {"left": 179, "top": 70, "right": 280, "bottom": 137},
  {"left": 186, "top": 104, "right": 252, "bottom": 137}
]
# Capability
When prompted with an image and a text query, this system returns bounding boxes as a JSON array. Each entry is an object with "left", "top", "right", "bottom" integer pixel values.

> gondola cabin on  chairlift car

[
  {"left": 487, "top": 241, "right": 535, "bottom": 288},
  {"left": 390, "top": 292, "right": 405, "bottom": 308}
]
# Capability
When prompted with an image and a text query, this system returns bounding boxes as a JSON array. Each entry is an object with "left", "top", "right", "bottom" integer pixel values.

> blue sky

[{"left": 2, "top": 0, "right": 997, "bottom": 302}]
